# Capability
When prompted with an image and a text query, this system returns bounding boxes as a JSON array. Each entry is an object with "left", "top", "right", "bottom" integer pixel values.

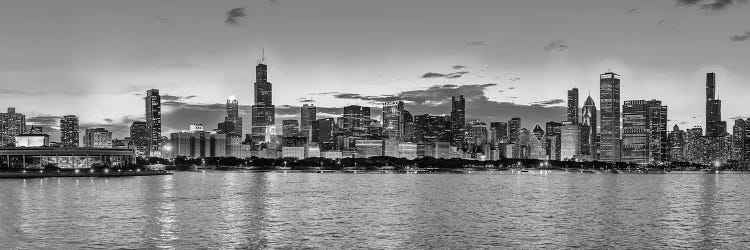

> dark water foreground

[{"left": 1, "top": 171, "right": 749, "bottom": 248}]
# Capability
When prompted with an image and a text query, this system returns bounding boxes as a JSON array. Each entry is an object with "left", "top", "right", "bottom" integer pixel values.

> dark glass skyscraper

[
  {"left": 343, "top": 105, "right": 371, "bottom": 129},
  {"left": 251, "top": 56, "right": 276, "bottom": 143},
  {"left": 145, "top": 89, "right": 161, "bottom": 156},
  {"left": 567, "top": 88, "right": 579, "bottom": 124},
  {"left": 451, "top": 95, "right": 465, "bottom": 146},
  {"left": 600, "top": 72, "right": 621, "bottom": 162},
  {"left": 300, "top": 104, "right": 316, "bottom": 141},
  {"left": 706, "top": 72, "right": 723, "bottom": 137},
  {"left": 489, "top": 122, "right": 508, "bottom": 143},
  {"left": 60, "top": 115, "right": 79, "bottom": 148},
  {"left": 508, "top": 117, "right": 521, "bottom": 144}
]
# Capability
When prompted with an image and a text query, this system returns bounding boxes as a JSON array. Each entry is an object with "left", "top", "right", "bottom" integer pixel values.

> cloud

[
  {"left": 510, "top": 77, "right": 521, "bottom": 82},
  {"left": 27, "top": 116, "right": 61, "bottom": 129},
  {"left": 452, "top": 65, "right": 467, "bottom": 69},
  {"left": 421, "top": 72, "right": 446, "bottom": 78},
  {"left": 730, "top": 31, "right": 750, "bottom": 42},
  {"left": 269, "top": 0, "right": 279, "bottom": 5},
  {"left": 160, "top": 94, "right": 198, "bottom": 101},
  {"left": 530, "top": 99, "right": 565, "bottom": 107},
  {"left": 628, "top": 8, "right": 639, "bottom": 15},
  {"left": 327, "top": 83, "right": 565, "bottom": 127},
  {"left": 225, "top": 7, "right": 247, "bottom": 26},
  {"left": 297, "top": 97, "right": 315, "bottom": 103},
  {"left": 154, "top": 16, "right": 171, "bottom": 24},
  {"left": 544, "top": 39, "right": 569, "bottom": 52},
  {"left": 466, "top": 41, "right": 486, "bottom": 46},
  {"left": 420, "top": 71, "right": 469, "bottom": 79},
  {"left": 675, "top": 0, "right": 748, "bottom": 11}
]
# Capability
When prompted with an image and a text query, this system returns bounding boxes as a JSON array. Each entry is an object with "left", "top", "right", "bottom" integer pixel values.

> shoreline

[{"left": 0, "top": 170, "right": 173, "bottom": 179}]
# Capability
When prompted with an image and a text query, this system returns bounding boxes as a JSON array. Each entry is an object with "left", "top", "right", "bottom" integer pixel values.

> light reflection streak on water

[{"left": 156, "top": 175, "right": 177, "bottom": 249}]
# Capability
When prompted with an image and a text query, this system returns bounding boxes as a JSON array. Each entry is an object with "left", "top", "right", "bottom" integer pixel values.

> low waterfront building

[
  {"left": 398, "top": 143, "right": 418, "bottom": 159},
  {"left": 0, "top": 147, "right": 135, "bottom": 169},
  {"left": 321, "top": 151, "right": 343, "bottom": 159},
  {"left": 355, "top": 139, "right": 383, "bottom": 158},
  {"left": 15, "top": 131, "right": 50, "bottom": 147},
  {"left": 282, "top": 146, "right": 305, "bottom": 159}
]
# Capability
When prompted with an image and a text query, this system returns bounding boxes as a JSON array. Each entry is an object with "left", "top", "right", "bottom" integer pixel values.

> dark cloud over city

[{"left": 675, "top": 0, "right": 748, "bottom": 11}]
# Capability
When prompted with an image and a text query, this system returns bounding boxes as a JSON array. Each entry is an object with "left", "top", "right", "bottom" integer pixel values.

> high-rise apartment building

[
  {"left": 60, "top": 115, "right": 79, "bottom": 148},
  {"left": 145, "top": 89, "right": 162, "bottom": 156},
  {"left": 0, "top": 107, "right": 26, "bottom": 146}
]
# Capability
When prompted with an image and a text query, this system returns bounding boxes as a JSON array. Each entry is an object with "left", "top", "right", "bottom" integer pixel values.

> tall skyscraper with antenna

[
  {"left": 705, "top": 72, "right": 724, "bottom": 137},
  {"left": 251, "top": 49, "right": 276, "bottom": 143}
]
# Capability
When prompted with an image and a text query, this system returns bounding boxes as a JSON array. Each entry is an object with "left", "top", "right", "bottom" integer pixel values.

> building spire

[{"left": 261, "top": 46, "right": 266, "bottom": 64}]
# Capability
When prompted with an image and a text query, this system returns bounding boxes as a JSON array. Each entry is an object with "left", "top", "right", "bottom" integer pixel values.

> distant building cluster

[{"left": 0, "top": 52, "right": 747, "bottom": 167}]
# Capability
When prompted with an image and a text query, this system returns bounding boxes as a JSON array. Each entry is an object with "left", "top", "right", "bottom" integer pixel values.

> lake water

[{"left": 1, "top": 171, "right": 750, "bottom": 249}]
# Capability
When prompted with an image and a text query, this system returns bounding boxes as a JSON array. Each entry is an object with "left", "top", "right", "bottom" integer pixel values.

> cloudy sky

[{"left": 1, "top": 0, "right": 749, "bottom": 140}]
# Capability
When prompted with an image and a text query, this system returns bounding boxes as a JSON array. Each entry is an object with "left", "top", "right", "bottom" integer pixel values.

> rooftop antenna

[{"left": 261, "top": 46, "right": 266, "bottom": 64}]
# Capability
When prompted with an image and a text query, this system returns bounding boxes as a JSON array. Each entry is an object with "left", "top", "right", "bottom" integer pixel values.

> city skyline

[{"left": 1, "top": 0, "right": 750, "bottom": 141}]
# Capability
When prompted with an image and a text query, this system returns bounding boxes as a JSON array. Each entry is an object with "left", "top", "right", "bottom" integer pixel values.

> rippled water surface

[{"left": 2, "top": 171, "right": 750, "bottom": 248}]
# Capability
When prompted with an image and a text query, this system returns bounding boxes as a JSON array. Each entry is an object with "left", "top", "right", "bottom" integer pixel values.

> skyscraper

[
  {"left": 732, "top": 119, "right": 746, "bottom": 163},
  {"left": 312, "top": 118, "right": 335, "bottom": 143},
  {"left": 545, "top": 121, "right": 562, "bottom": 160},
  {"left": 451, "top": 95, "right": 466, "bottom": 146},
  {"left": 251, "top": 55, "right": 276, "bottom": 143},
  {"left": 383, "top": 101, "right": 404, "bottom": 141},
  {"left": 529, "top": 124, "right": 547, "bottom": 160},
  {"left": 668, "top": 125, "right": 686, "bottom": 162},
  {"left": 508, "top": 117, "right": 521, "bottom": 144},
  {"left": 621, "top": 99, "right": 668, "bottom": 164},
  {"left": 622, "top": 100, "right": 650, "bottom": 164},
  {"left": 60, "top": 115, "right": 79, "bottom": 148},
  {"left": 300, "top": 104, "right": 316, "bottom": 141},
  {"left": 224, "top": 96, "right": 242, "bottom": 135},
  {"left": 489, "top": 122, "right": 508, "bottom": 143},
  {"left": 561, "top": 122, "right": 581, "bottom": 160},
  {"left": 581, "top": 96, "right": 598, "bottom": 158},
  {"left": 145, "top": 89, "right": 161, "bottom": 156},
  {"left": 647, "top": 100, "right": 668, "bottom": 163},
  {"left": 706, "top": 73, "right": 723, "bottom": 137},
  {"left": 567, "top": 88, "right": 579, "bottom": 124},
  {"left": 343, "top": 105, "right": 371, "bottom": 129},
  {"left": 600, "top": 72, "right": 621, "bottom": 162},
  {"left": 414, "top": 114, "right": 451, "bottom": 143},
  {"left": 282, "top": 120, "right": 300, "bottom": 137}
]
